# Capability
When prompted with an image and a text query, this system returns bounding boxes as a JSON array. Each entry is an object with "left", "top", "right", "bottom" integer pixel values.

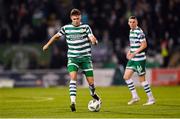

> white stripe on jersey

[
  {"left": 131, "top": 48, "right": 139, "bottom": 51},
  {"left": 135, "top": 52, "right": 145, "bottom": 56},
  {"left": 130, "top": 34, "right": 138, "bottom": 37},
  {"left": 132, "top": 57, "right": 146, "bottom": 61},
  {"left": 68, "top": 48, "right": 91, "bottom": 53},
  {"left": 68, "top": 43, "right": 90, "bottom": 48},
  {"left": 133, "top": 29, "right": 141, "bottom": 33},
  {"left": 68, "top": 54, "right": 91, "bottom": 58},
  {"left": 131, "top": 43, "right": 141, "bottom": 46}
]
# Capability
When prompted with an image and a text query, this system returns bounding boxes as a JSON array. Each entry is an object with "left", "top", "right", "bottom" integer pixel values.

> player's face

[
  {"left": 128, "top": 19, "right": 138, "bottom": 30},
  {"left": 71, "top": 15, "right": 81, "bottom": 26}
]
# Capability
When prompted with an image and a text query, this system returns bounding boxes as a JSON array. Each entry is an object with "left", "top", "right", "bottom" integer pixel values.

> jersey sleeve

[
  {"left": 86, "top": 25, "right": 93, "bottom": 37},
  {"left": 57, "top": 26, "right": 65, "bottom": 36},
  {"left": 138, "top": 30, "right": 146, "bottom": 42}
]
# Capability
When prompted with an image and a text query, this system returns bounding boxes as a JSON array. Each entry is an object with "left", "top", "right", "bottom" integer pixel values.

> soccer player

[
  {"left": 43, "top": 8, "right": 101, "bottom": 112},
  {"left": 123, "top": 16, "right": 155, "bottom": 105}
]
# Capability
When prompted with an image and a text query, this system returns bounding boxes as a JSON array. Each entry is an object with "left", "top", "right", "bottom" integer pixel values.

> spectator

[{"left": 0, "top": 0, "right": 179, "bottom": 68}]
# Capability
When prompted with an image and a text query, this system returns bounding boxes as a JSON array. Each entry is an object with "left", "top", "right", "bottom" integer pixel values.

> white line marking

[{"left": 2, "top": 97, "right": 54, "bottom": 103}]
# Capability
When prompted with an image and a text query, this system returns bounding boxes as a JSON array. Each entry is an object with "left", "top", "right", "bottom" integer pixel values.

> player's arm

[
  {"left": 43, "top": 33, "right": 60, "bottom": 51},
  {"left": 134, "top": 32, "right": 147, "bottom": 55},
  {"left": 127, "top": 39, "right": 147, "bottom": 60},
  {"left": 86, "top": 25, "right": 98, "bottom": 45},
  {"left": 134, "top": 40, "right": 147, "bottom": 54}
]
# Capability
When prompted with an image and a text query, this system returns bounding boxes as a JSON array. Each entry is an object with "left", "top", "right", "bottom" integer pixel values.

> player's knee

[
  {"left": 123, "top": 75, "right": 129, "bottom": 80},
  {"left": 69, "top": 72, "right": 77, "bottom": 80}
]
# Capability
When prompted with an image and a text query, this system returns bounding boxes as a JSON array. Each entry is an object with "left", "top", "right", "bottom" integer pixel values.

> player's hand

[
  {"left": 89, "top": 35, "right": 98, "bottom": 45},
  {"left": 127, "top": 53, "right": 136, "bottom": 60},
  {"left": 92, "top": 40, "right": 98, "bottom": 45},
  {"left": 126, "top": 51, "right": 131, "bottom": 59},
  {"left": 43, "top": 44, "right": 49, "bottom": 51}
]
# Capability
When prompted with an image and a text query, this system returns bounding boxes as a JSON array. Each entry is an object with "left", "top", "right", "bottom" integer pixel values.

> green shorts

[
  {"left": 67, "top": 56, "right": 93, "bottom": 77},
  {"left": 126, "top": 60, "right": 146, "bottom": 76}
]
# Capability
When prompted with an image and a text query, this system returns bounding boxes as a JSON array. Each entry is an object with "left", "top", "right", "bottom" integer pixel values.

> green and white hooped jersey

[
  {"left": 58, "top": 23, "right": 93, "bottom": 58},
  {"left": 129, "top": 27, "right": 146, "bottom": 61}
]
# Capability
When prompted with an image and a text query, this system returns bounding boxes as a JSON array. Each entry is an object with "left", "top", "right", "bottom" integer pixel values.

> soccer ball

[{"left": 88, "top": 99, "right": 101, "bottom": 112}]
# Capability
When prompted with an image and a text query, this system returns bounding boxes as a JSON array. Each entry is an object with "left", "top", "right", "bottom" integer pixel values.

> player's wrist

[{"left": 134, "top": 51, "right": 138, "bottom": 55}]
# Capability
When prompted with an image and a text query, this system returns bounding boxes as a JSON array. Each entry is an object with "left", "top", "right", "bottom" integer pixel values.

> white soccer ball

[{"left": 88, "top": 99, "right": 101, "bottom": 112}]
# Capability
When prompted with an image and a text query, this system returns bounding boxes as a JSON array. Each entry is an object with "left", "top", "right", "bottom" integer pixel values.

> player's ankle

[{"left": 92, "top": 94, "right": 100, "bottom": 101}]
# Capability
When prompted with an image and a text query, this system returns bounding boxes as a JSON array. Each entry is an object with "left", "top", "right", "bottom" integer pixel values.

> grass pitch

[{"left": 0, "top": 86, "right": 180, "bottom": 118}]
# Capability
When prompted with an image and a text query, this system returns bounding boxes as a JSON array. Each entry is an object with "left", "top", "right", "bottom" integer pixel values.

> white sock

[
  {"left": 141, "top": 80, "right": 154, "bottom": 100},
  {"left": 69, "top": 80, "right": 77, "bottom": 104},
  {"left": 125, "top": 79, "right": 138, "bottom": 99}
]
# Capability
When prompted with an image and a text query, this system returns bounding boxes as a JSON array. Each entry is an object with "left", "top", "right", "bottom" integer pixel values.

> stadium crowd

[{"left": 0, "top": 0, "right": 179, "bottom": 70}]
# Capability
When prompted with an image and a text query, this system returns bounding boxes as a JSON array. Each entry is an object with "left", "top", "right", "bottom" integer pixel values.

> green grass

[{"left": 0, "top": 86, "right": 180, "bottom": 118}]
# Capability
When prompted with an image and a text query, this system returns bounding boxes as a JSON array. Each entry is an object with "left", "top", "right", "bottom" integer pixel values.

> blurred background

[{"left": 0, "top": 0, "right": 179, "bottom": 88}]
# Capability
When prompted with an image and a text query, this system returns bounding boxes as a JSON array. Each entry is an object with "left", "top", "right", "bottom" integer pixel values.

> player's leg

[
  {"left": 139, "top": 75, "right": 155, "bottom": 105},
  {"left": 124, "top": 68, "right": 140, "bottom": 105},
  {"left": 139, "top": 74, "right": 155, "bottom": 105},
  {"left": 81, "top": 57, "right": 100, "bottom": 101},
  {"left": 124, "top": 60, "right": 139, "bottom": 105},
  {"left": 137, "top": 60, "right": 155, "bottom": 105},
  {"left": 67, "top": 58, "right": 79, "bottom": 111},
  {"left": 69, "top": 72, "right": 77, "bottom": 111},
  {"left": 86, "top": 76, "right": 100, "bottom": 101},
  {"left": 69, "top": 72, "right": 77, "bottom": 103}
]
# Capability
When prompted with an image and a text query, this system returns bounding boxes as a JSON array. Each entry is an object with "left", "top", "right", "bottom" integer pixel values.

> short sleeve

[
  {"left": 58, "top": 26, "right": 65, "bottom": 36},
  {"left": 138, "top": 31, "right": 146, "bottom": 42},
  {"left": 86, "top": 25, "right": 93, "bottom": 37}
]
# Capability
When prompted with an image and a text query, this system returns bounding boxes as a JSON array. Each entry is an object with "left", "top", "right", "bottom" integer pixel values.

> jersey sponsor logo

[{"left": 68, "top": 34, "right": 85, "bottom": 40}]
